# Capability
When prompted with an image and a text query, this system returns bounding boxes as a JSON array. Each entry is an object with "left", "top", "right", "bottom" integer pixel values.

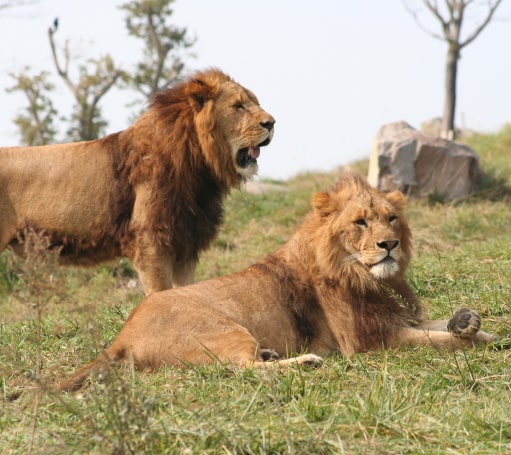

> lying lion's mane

[
  {"left": 253, "top": 254, "right": 321, "bottom": 343},
  {"left": 251, "top": 182, "right": 425, "bottom": 354}
]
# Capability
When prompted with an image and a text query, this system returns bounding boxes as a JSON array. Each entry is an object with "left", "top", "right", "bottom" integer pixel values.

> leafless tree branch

[
  {"left": 403, "top": 0, "right": 448, "bottom": 41},
  {"left": 48, "top": 26, "right": 77, "bottom": 96},
  {"left": 459, "top": 0, "right": 503, "bottom": 48}
]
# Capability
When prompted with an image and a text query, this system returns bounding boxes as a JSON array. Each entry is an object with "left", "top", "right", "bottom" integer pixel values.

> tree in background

[
  {"left": 6, "top": 69, "right": 58, "bottom": 146},
  {"left": 6, "top": 0, "right": 195, "bottom": 144},
  {"left": 48, "top": 22, "right": 126, "bottom": 141},
  {"left": 404, "top": 0, "right": 503, "bottom": 139},
  {"left": 120, "top": 0, "right": 195, "bottom": 104}
]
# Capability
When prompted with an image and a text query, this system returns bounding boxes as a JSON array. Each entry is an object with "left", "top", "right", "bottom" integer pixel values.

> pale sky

[{"left": 1, "top": 0, "right": 510, "bottom": 180}]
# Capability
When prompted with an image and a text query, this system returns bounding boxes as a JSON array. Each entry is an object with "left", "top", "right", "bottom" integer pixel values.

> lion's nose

[
  {"left": 260, "top": 117, "right": 275, "bottom": 132},
  {"left": 377, "top": 240, "right": 399, "bottom": 252}
]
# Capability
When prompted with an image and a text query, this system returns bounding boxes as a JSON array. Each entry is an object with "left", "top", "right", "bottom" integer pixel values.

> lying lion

[
  {"left": 0, "top": 69, "right": 275, "bottom": 294},
  {"left": 59, "top": 173, "right": 495, "bottom": 391}
]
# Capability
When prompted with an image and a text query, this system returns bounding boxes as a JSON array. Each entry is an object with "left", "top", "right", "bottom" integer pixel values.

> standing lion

[{"left": 0, "top": 69, "right": 275, "bottom": 294}]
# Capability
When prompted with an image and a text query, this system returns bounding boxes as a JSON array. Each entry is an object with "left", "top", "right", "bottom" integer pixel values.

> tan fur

[
  {"left": 0, "top": 69, "right": 275, "bottom": 294},
  {"left": 59, "top": 173, "right": 495, "bottom": 392}
]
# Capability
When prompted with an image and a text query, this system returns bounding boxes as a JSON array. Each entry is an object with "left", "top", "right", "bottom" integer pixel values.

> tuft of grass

[{"left": 1, "top": 128, "right": 511, "bottom": 453}]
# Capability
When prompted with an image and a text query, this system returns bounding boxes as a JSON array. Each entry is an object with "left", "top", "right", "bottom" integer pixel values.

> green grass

[{"left": 1, "top": 129, "right": 511, "bottom": 454}]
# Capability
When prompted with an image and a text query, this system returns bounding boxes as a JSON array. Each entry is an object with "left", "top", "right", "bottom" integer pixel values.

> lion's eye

[
  {"left": 234, "top": 102, "right": 244, "bottom": 111},
  {"left": 389, "top": 215, "right": 397, "bottom": 223},
  {"left": 355, "top": 219, "right": 367, "bottom": 227}
]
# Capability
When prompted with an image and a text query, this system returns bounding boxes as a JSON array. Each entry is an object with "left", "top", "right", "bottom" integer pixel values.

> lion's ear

[
  {"left": 386, "top": 190, "right": 406, "bottom": 210},
  {"left": 312, "top": 192, "right": 336, "bottom": 218},
  {"left": 186, "top": 79, "right": 214, "bottom": 112}
]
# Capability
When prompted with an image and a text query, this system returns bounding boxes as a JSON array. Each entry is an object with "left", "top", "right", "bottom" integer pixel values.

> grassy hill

[{"left": 1, "top": 126, "right": 511, "bottom": 454}]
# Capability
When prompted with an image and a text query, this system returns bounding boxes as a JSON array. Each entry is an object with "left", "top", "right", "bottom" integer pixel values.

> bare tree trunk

[
  {"left": 405, "top": 0, "right": 503, "bottom": 140},
  {"left": 442, "top": 44, "right": 460, "bottom": 140}
]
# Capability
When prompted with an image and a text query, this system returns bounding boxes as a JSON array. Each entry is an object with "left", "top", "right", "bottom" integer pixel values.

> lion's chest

[{"left": 321, "top": 291, "right": 409, "bottom": 355}]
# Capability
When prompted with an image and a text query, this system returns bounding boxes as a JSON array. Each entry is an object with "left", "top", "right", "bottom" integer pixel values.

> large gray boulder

[{"left": 368, "top": 121, "right": 483, "bottom": 200}]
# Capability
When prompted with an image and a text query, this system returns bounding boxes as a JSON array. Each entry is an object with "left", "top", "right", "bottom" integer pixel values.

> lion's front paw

[
  {"left": 447, "top": 307, "right": 481, "bottom": 338},
  {"left": 295, "top": 353, "right": 324, "bottom": 367}
]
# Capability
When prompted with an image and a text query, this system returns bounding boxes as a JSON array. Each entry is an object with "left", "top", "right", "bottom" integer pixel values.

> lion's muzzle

[{"left": 236, "top": 118, "right": 275, "bottom": 169}]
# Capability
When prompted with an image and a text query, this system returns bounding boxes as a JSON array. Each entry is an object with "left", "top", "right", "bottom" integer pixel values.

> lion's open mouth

[
  {"left": 237, "top": 139, "right": 270, "bottom": 168},
  {"left": 237, "top": 146, "right": 260, "bottom": 168}
]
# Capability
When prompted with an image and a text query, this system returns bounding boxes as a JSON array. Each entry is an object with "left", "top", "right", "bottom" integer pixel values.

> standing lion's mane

[{"left": 107, "top": 69, "right": 237, "bottom": 263}]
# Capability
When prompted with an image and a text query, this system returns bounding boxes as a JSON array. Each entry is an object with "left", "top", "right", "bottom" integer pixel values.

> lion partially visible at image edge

[
  {"left": 0, "top": 68, "right": 275, "bottom": 294},
  {"left": 59, "top": 173, "right": 495, "bottom": 392}
]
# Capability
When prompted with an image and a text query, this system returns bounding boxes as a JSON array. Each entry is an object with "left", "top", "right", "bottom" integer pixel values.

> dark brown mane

[{"left": 104, "top": 71, "right": 239, "bottom": 263}]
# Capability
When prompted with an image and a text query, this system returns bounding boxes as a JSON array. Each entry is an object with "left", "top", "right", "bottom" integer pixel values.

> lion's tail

[{"left": 58, "top": 348, "right": 126, "bottom": 393}]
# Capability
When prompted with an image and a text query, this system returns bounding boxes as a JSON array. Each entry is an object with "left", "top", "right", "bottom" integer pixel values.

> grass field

[{"left": 1, "top": 126, "right": 511, "bottom": 454}]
